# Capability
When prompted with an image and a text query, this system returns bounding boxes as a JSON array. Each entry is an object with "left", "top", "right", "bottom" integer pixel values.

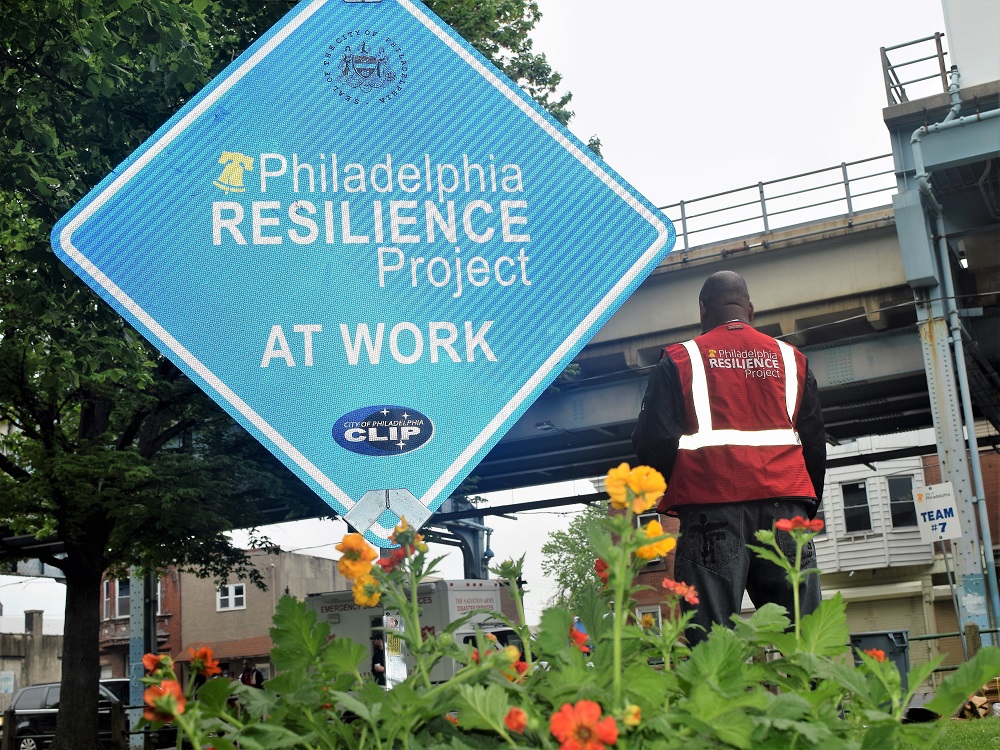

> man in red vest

[{"left": 632, "top": 270, "right": 826, "bottom": 644}]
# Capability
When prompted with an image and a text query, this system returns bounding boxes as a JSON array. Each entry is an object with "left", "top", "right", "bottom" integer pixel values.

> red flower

[
  {"left": 187, "top": 646, "right": 221, "bottom": 677},
  {"left": 569, "top": 626, "right": 591, "bottom": 654},
  {"left": 864, "top": 647, "right": 886, "bottom": 663},
  {"left": 594, "top": 558, "right": 609, "bottom": 585},
  {"left": 505, "top": 706, "right": 528, "bottom": 734},
  {"left": 661, "top": 578, "right": 699, "bottom": 606},
  {"left": 143, "top": 680, "right": 186, "bottom": 722},
  {"left": 142, "top": 653, "right": 169, "bottom": 675},
  {"left": 550, "top": 700, "right": 619, "bottom": 750},
  {"left": 775, "top": 516, "right": 824, "bottom": 533},
  {"left": 378, "top": 546, "right": 407, "bottom": 572}
]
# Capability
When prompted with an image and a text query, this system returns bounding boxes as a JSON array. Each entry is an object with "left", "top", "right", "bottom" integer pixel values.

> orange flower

[
  {"left": 187, "top": 646, "right": 221, "bottom": 677},
  {"left": 549, "top": 700, "right": 619, "bottom": 750},
  {"left": 605, "top": 462, "right": 632, "bottom": 510},
  {"left": 864, "top": 647, "right": 886, "bottom": 663},
  {"left": 505, "top": 706, "right": 528, "bottom": 734},
  {"left": 626, "top": 465, "right": 666, "bottom": 513},
  {"left": 569, "top": 626, "right": 590, "bottom": 654},
  {"left": 662, "top": 578, "right": 699, "bottom": 606},
  {"left": 775, "top": 516, "right": 825, "bottom": 533},
  {"left": 143, "top": 680, "right": 185, "bottom": 723},
  {"left": 594, "top": 558, "right": 609, "bottom": 585},
  {"left": 352, "top": 573, "right": 381, "bottom": 607},
  {"left": 636, "top": 519, "right": 676, "bottom": 560},
  {"left": 390, "top": 516, "right": 428, "bottom": 553},
  {"left": 142, "top": 653, "right": 169, "bottom": 675},
  {"left": 336, "top": 533, "right": 379, "bottom": 579}
]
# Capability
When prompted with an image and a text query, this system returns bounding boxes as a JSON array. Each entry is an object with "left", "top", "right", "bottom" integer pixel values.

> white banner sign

[{"left": 914, "top": 481, "right": 963, "bottom": 544}]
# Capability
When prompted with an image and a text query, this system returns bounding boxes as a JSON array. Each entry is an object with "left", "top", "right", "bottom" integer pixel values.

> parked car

[
  {"left": 0, "top": 680, "right": 175, "bottom": 750},
  {"left": 0, "top": 681, "right": 122, "bottom": 750}
]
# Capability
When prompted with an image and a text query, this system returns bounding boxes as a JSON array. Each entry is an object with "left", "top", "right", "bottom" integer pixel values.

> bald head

[{"left": 698, "top": 271, "right": 753, "bottom": 332}]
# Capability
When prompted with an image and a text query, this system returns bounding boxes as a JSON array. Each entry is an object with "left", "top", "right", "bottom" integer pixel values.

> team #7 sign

[{"left": 51, "top": 0, "right": 675, "bottom": 544}]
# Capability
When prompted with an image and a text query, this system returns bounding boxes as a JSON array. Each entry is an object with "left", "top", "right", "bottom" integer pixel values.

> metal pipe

[{"left": 910, "top": 66, "right": 1000, "bottom": 634}]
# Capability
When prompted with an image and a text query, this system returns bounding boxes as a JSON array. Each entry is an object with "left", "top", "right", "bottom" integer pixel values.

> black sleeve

[
  {"left": 631, "top": 353, "right": 685, "bottom": 481},
  {"left": 796, "top": 365, "right": 826, "bottom": 507}
]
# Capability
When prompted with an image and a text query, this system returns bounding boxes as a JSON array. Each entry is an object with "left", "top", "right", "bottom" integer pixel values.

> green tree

[
  {"left": 0, "top": 1, "right": 571, "bottom": 748},
  {"left": 540, "top": 504, "right": 606, "bottom": 612}
]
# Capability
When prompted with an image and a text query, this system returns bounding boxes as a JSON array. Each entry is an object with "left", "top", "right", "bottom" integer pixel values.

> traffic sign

[{"left": 51, "top": 0, "right": 675, "bottom": 544}]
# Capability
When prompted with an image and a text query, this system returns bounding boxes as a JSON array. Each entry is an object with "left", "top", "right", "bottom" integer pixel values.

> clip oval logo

[{"left": 333, "top": 405, "right": 433, "bottom": 456}]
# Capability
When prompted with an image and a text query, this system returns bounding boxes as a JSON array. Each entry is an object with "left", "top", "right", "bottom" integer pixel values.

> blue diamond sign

[{"left": 51, "top": 0, "right": 675, "bottom": 544}]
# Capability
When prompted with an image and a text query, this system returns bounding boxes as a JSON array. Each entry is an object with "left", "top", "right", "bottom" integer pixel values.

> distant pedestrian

[
  {"left": 371, "top": 637, "right": 387, "bottom": 686},
  {"left": 239, "top": 658, "right": 264, "bottom": 689}
]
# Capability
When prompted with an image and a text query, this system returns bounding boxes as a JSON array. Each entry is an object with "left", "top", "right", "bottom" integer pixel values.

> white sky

[{"left": 0, "top": 0, "right": 950, "bottom": 630}]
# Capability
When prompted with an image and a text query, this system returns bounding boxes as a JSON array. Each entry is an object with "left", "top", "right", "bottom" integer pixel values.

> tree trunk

[{"left": 50, "top": 556, "right": 106, "bottom": 750}]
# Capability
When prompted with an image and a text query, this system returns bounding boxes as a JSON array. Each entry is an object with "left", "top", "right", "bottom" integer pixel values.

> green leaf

[
  {"left": 193, "top": 674, "right": 234, "bottom": 713},
  {"left": 795, "top": 593, "right": 850, "bottom": 656},
  {"left": 535, "top": 606, "right": 574, "bottom": 658},
  {"left": 453, "top": 684, "right": 510, "bottom": 734},
  {"left": 924, "top": 646, "right": 1000, "bottom": 717}
]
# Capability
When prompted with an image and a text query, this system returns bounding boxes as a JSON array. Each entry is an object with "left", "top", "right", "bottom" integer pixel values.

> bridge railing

[
  {"left": 658, "top": 154, "right": 898, "bottom": 253},
  {"left": 880, "top": 33, "right": 950, "bottom": 106}
]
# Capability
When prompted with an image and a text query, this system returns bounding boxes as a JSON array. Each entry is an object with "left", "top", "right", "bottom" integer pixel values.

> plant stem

[
  {"left": 611, "top": 507, "right": 633, "bottom": 708},
  {"left": 508, "top": 571, "right": 533, "bottom": 665},
  {"left": 793, "top": 539, "right": 803, "bottom": 643}
]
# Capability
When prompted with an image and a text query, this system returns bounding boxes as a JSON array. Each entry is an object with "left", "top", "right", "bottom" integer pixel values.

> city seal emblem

[{"left": 323, "top": 31, "right": 409, "bottom": 105}]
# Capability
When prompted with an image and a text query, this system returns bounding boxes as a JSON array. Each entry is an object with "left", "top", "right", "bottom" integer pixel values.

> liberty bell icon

[{"left": 214, "top": 151, "right": 254, "bottom": 194}]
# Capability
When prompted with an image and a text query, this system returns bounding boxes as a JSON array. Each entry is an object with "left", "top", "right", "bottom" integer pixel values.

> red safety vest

[{"left": 658, "top": 323, "right": 816, "bottom": 512}]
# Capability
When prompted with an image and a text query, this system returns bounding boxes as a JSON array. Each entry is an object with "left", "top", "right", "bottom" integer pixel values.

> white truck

[{"left": 305, "top": 579, "right": 523, "bottom": 686}]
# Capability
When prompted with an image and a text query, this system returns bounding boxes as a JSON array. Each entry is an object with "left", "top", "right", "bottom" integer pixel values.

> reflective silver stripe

[
  {"left": 677, "top": 338, "right": 801, "bottom": 451},
  {"left": 681, "top": 339, "right": 712, "bottom": 431},
  {"left": 679, "top": 428, "right": 802, "bottom": 449},
  {"left": 776, "top": 340, "right": 798, "bottom": 422}
]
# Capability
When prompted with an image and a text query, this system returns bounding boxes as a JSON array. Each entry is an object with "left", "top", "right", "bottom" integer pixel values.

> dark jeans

[{"left": 673, "top": 500, "right": 821, "bottom": 646}]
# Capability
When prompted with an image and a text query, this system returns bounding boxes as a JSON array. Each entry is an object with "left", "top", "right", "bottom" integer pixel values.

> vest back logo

[{"left": 333, "top": 405, "right": 432, "bottom": 456}]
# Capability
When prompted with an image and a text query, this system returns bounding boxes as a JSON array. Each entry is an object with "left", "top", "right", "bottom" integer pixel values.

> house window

[
  {"left": 115, "top": 579, "right": 130, "bottom": 618},
  {"left": 842, "top": 481, "right": 872, "bottom": 534},
  {"left": 102, "top": 580, "right": 112, "bottom": 620},
  {"left": 634, "top": 512, "right": 667, "bottom": 564},
  {"left": 888, "top": 476, "right": 918, "bottom": 528},
  {"left": 635, "top": 605, "right": 661, "bottom": 630},
  {"left": 218, "top": 583, "right": 246, "bottom": 611}
]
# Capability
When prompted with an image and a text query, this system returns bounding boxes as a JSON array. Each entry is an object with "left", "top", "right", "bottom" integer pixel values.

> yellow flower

[
  {"left": 352, "top": 573, "right": 381, "bottom": 607},
  {"left": 623, "top": 704, "right": 641, "bottom": 727},
  {"left": 336, "top": 533, "right": 378, "bottom": 580},
  {"left": 640, "top": 613, "right": 655, "bottom": 630},
  {"left": 636, "top": 519, "right": 677, "bottom": 560},
  {"left": 503, "top": 645, "right": 520, "bottom": 664},
  {"left": 391, "top": 516, "right": 428, "bottom": 553},
  {"left": 606, "top": 462, "right": 632, "bottom": 510},
  {"left": 627, "top": 465, "right": 666, "bottom": 513}
]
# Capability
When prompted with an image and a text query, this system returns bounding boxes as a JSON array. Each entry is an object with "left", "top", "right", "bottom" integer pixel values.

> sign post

[{"left": 52, "top": 0, "right": 675, "bottom": 544}]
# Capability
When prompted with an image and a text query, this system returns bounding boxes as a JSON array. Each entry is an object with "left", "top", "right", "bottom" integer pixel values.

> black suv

[{"left": 0, "top": 682, "right": 123, "bottom": 750}]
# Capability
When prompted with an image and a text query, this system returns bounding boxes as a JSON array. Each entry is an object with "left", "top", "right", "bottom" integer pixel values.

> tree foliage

[
  {"left": 0, "top": 1, "right": 571, "bottom": 747},
  {"left": 540, "top": 504, "right": 606, "bottom": 612}
]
